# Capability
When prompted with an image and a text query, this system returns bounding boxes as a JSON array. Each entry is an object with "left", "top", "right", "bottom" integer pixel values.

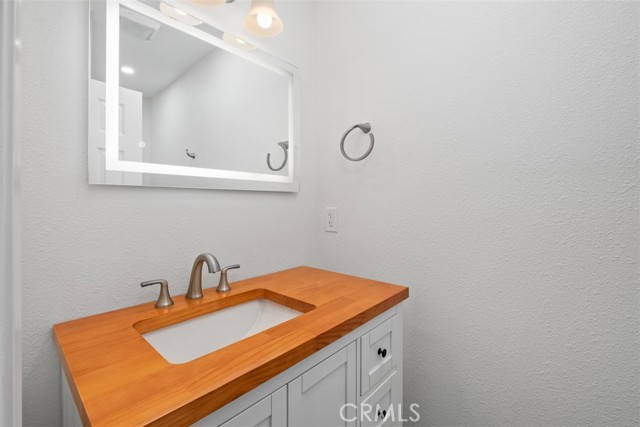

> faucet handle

[
  {"left": 217, "top": 264, "right": 240, "bottom": 293},
  {"left": 141, "top": 279, "right": 174, "bottom": 308}
]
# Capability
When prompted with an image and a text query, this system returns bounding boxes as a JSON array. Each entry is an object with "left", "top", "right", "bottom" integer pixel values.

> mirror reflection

[{"left": 89, "top": 0, "right": 297, "bottom": 191}]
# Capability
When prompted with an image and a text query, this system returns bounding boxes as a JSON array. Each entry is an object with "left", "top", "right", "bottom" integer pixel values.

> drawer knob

[
  {"left": 377, "top": 409, "right": 387, "bottom": 419},
  {"left": 377, "top": 348, "right": 387, "bottom": 358}
]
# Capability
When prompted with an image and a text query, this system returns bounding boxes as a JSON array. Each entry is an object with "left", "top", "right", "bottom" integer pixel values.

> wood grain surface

[{"left": 53, "top": 266, "right": 409, "bottom": 427}]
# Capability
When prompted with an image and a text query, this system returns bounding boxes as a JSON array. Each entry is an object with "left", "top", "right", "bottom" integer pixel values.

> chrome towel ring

[
  {"left": 267, "top": 141, "right": 289, "bottom": 171},
  {"left": 340, "top": 123, "right": 374, "bottom": 161}
]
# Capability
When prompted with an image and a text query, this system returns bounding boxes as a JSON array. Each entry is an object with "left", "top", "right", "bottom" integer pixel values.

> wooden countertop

[{"left": 53, "top": 266, "right": 409, "bottom": 427}]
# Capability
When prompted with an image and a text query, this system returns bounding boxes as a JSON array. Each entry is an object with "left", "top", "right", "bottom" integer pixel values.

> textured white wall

[
  {"left": 19, "top": 1, "right": 318, "bottom": 425},
  {"left": 18, "top": 1, "right": 640, "bottom": 426},
  {"left": 315, "top": 2, "right": 639, "bottom": 426}
]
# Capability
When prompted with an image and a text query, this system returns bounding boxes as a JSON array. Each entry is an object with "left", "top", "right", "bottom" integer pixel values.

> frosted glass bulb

[{"left": 256, "top": 13, "right": 273, "bottom": 29}]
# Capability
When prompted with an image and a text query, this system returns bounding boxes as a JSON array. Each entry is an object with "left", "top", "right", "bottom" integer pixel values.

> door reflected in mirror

[{"left": 89, "top": 0, "right": 298, "bottom": 191}]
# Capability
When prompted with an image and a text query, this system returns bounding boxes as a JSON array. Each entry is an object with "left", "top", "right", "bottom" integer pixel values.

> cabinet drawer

[
  {"left": 361, "top": 316, "right": 398, "bottom": 394},
  {"left": 360, "top": 370, "right": 401, "bottom": 427}
]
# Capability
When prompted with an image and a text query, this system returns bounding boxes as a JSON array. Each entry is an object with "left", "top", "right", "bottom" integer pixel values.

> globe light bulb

[
  {"left": 245, "top": 0, "right": 283, "bottom": 37},
  {"left": 256, "top": 13, "right": 273, "bottom": 29}
]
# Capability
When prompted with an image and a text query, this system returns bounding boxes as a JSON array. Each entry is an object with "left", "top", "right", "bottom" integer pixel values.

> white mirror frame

[{"left": 100, "top": 0, "right": 300, "bottom": 192}]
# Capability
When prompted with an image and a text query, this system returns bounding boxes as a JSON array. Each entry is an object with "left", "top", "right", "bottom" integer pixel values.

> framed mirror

[{"left": 89, "top": 0, "right": 299, "bottom": 191}]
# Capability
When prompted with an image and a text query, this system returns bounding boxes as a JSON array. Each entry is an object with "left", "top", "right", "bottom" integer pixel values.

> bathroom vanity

[{"left": 54, "top": 267, "right": 408, "bottom": 426}]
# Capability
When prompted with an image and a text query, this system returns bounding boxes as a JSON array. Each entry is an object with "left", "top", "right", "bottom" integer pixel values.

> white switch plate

[{"left": 325, "top": 207, "right": 338, "bottom": 232}]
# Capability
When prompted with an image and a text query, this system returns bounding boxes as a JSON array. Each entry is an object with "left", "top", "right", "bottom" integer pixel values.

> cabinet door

[
  {"left": 288, "top": 342, "right": 357, "bottom": 427},
  {"left": 198, "top": 386, "right": 286, "bottom": 427}
]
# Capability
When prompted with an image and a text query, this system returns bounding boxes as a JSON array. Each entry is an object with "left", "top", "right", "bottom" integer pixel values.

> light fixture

[
  {"left": 245, "top": 0, "right": 283, "bottom": 37},
  {"left": 222, "top": 33, "right": 256, "bottom": 51},
  {"left": 159, "top": 2, "right": 203, "bottom": 26},
  {"left": 191, "top": 0, "right": 225, "bottom": 5},
  {"left": 120, "top": 66, "right": 135, "bottom": 75}
]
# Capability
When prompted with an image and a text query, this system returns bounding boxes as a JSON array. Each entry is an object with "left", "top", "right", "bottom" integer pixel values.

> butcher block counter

[{"left": 53, "top": 266, "right": 409, "bottom": 427}]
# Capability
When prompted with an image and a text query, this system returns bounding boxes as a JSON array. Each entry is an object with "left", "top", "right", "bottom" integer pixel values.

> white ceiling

[{"left": 91, "top": 1, "right": 219, "bottom": 97}]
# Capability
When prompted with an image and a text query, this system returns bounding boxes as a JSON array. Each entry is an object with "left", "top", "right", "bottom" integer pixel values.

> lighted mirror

[{"left": 89, "top": 0, "right": 299, "bottom": 191}]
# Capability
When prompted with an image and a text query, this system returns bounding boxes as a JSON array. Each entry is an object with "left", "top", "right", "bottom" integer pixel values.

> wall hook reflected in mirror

[
  {"left": 340, "top": 122, "right": 374, "bottom": 161},
  {"left": 266, "top": 141, "right": 289, "bottom": 171},
  {"left": 185, "top": 149, "right": 196, "bottom": 159}
]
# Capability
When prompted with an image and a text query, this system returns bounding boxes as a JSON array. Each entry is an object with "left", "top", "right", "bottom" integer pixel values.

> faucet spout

[{"left": 186, "top": 253, "right": 221, "bottom": 300}]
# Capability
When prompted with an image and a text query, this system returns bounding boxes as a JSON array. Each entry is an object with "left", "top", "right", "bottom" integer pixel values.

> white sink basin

[{"left": 142, "top": 299, "right": 303, "bottom": 364}]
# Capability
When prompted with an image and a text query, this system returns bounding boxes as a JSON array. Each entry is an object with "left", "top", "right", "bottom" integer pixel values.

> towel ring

[
  {"left": 340, "top": 123, "right": 374, "bottom": 161},
  {"left": 267, "top": 141, "right": 289, "bottom": 171}
]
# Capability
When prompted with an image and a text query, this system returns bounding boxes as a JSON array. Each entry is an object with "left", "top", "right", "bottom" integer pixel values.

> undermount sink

[{"left": 141, "top": 299, "right": 303, "bottom": 364}]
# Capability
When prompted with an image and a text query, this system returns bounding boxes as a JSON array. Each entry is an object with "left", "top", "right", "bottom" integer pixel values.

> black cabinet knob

[
  {"left": 377, "top": 348, "right": 387, "bottom": 358},
  {"left": 377, "top": 409, "right": 387, "bottom": 419}
]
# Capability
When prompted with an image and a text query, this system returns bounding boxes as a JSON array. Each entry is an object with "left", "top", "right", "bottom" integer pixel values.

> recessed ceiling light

[{"left": 120, "top": 66, "right": 135, "bottom": 75}]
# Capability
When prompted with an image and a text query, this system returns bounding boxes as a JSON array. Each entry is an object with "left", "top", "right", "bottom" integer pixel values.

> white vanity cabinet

[
  {"left": 196, "top": 305, "right": 404, "bottom": 427},
  {"left": 62, "top": 305, "right": 403, "bottom": 427},
  {"left": 288, "top": 342, "right": 357, "bottom": 427},
  {"left": 217, "top": 387, "right": 287, "bottom": 427},
  {"left": 359, "top": 314, "right": 403, "bottom": 427},
  {"left": 196, "top": 343, "right": 358, "bottom": 427}
]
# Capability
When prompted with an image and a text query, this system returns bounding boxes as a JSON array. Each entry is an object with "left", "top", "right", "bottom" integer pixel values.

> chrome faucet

[{"left": 186, "top": 253, "right": 221, "bottom": 300}]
